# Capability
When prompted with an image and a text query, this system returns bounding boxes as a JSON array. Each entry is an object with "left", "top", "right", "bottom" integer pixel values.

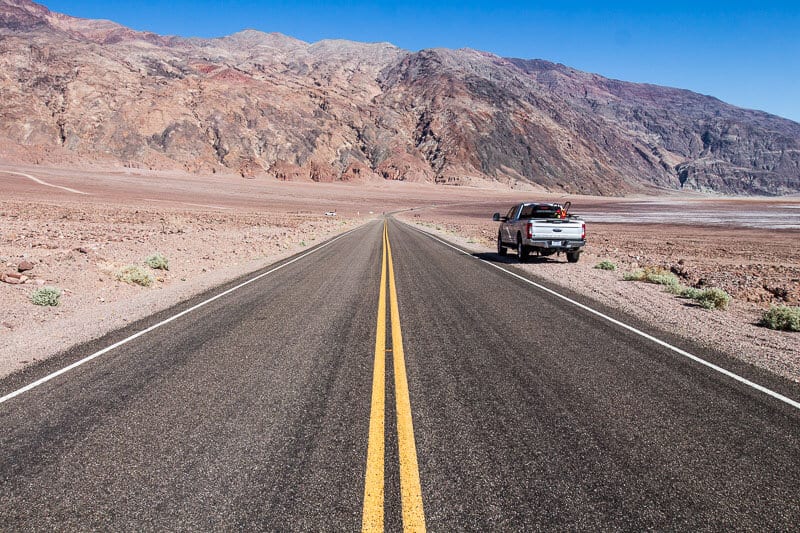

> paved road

[{"left": 1, "top": 218, "right": 799, "bottom": 531}]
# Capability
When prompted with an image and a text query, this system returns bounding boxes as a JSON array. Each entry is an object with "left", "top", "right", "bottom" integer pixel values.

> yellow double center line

[{"left": 362, "top": 222, "right": 426, "bottom": 532}]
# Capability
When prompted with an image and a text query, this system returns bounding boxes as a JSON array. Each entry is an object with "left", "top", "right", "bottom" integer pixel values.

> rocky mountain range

[{"left": 2, "top": 0, "right": 799, "bottom": 195}]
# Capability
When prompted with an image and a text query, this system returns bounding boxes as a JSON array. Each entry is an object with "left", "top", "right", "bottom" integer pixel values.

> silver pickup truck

[{"left": 493, "top": 202, "right": 586, "bottom": 262}]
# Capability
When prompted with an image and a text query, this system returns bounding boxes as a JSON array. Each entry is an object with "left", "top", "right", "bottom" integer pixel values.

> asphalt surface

[{"left": 1, "top": 218, "right": 799, "bottom": 531}]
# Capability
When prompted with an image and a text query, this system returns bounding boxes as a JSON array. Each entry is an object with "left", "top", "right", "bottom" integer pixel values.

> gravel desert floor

[{"left": 2, "top": 163, "right": 799, "bottom": 385}]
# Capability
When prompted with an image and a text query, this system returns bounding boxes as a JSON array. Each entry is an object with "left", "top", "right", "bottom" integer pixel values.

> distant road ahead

[{"left": 1, "top": 218, "right": 799, "bottom": 531}]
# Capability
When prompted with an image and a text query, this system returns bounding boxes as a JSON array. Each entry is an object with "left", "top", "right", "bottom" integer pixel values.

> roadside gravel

[{"left": 0, "top": 199, "right": 365, "bottom": 379}]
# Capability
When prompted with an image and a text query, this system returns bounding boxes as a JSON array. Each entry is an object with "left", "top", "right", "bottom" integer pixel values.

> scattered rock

[
  {"left": 17, "top": 260, "right": 34, "bottom": 272},
  {"left": 671, "top": 263, "right": 693, "bottom": 279},
  {"left": 764, "top": 284, "right": 791, "bottom": 302},
  {"left": 1, "top": 274, "right": 22, "bottom": 284}
]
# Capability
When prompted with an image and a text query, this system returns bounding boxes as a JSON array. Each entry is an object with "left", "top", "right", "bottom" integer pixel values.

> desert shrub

[
  {"left": 679, "top": 287, "right": 704, "bottom": 299},
  {"left": 624, "top": 266, "right": 680, "bottom": 290},
  {"left": 649, "top": 273, "right": 681, "bottom": 292},
  {"left": 674, "top": 286, "right": 731, "bottom": 310},
  {"left": 664, "top": 283, "right": 685, "bottom": 295},
  {"left": 117, "top": 265, "right": 154, "bottom": 287},
  {"left": 623, "top": 270, "right": 645, "bottom": 281},
  {"left": 760, "top": 306, "right": 800, "bottom": 331},
  {"left": 594, "top": 260, "right": 617, "bottom": 271},
  {"left": 625, "top": 265, "right": 731, "bottom": 310},
  {"left": 693, "top": 288, "right": 731, "bottom": 310},
  {"left": 145, "top": 252, "right": 169, "bottom": 270},
  {"left": 31, "top": 286, "right": 61, "bottom": 306}
]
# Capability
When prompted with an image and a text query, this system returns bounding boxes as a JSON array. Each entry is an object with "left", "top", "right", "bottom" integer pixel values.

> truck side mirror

[{"left": 492, "top": 213, "right": 500, "bottom": 221}]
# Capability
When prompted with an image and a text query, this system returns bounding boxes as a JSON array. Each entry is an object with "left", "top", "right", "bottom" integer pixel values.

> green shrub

[
  {"left": 679, "top": 287, "right": 704, "bottom": 299},
  {"left": 649, "top": 273, "right": 681, "bottom": 292},
  {"left": 145, "top": 252, "right": 169, "bottom": 270},
  {"left": 625, "top": 265, "right": 731, "bottom": 309},
  {"left": 759, "top": 306, "right": 800, "bottom": 331},
  {"left": 117, "top": 265, "right": 154, "bottom": 287},
  {"left": 676, "top": 286, "right": 731, "bottom": 310},
  {"left": 623, "top": 270, "right": 645, "bottom": 281},
  {"left": 31, "top": 286, "right": 61, "bottom": 306},
  {"left": 623, "top": 266, "right": 680, "bottom": 290},
  {"left": 664, "top": 282, "right": 686, "bottom": 295},
  {"left": 594, "top": 260, "right": 617, "bottom": 271},
  {"left": 694, "top": 288, "right": 731, "bottom": 310}
]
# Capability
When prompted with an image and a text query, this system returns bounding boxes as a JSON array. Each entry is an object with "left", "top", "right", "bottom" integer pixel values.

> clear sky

[{"left": 44, "top": 1, "right": 800, "bottom": 122}]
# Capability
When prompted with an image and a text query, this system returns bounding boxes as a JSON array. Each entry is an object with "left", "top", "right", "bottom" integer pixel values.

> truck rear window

[{"left": 520, "top": 204, "right": 561, "bottom": 219}]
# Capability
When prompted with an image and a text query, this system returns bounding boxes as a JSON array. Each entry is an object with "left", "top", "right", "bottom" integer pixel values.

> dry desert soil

[{"left": 1, "top": 164, "right": 799, "bottom": 385}]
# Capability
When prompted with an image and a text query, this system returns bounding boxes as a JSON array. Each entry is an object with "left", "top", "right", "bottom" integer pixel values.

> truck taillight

[
  {"left": 581, "top": 222, "right": 586, "bottom": 240},
  {"left": 526, "top": 222, "right": 533, "bottom": 239}
]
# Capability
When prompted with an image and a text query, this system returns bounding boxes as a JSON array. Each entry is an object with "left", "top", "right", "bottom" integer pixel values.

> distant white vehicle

[
  {"left": 324, "top": 211, "right": 337, "bottom": 217},
  {"left": 493, "top": 202, "right": 586, "bottom": 263}
]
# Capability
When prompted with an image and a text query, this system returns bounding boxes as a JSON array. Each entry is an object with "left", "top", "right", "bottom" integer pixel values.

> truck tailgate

[{"left": 530, "top": 220, "right": 583, "bottom": 239}]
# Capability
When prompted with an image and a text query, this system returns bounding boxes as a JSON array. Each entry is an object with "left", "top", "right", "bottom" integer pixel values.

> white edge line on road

[
  {"left": 408, "top": 224, "right": 800, "bottom": 411},
  {"left": 0, "top": 226, "right": 362, "bottom": 405}
]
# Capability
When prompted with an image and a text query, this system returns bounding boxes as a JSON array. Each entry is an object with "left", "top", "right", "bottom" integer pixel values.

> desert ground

[{"left": 2, "top": 163, "right": 799, "bottom": 383}]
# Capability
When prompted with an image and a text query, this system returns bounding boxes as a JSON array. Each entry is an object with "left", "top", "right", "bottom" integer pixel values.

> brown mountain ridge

[{"left": 2, "top": 0, "right": 799, "bottom": 195}]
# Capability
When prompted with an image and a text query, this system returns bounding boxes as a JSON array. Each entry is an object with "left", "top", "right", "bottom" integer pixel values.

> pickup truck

[{"left": 493, "top": 202, "right": 586, "bottom": 262}]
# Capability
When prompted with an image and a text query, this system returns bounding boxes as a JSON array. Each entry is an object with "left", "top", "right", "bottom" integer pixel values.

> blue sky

[{"left": 45, "top": 1, "right": 800, "bottom": 122}]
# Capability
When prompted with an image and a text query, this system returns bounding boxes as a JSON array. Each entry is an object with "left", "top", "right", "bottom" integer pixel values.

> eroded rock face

[{"left": 1, "top": 0, "right": 799, "bottom": 195}]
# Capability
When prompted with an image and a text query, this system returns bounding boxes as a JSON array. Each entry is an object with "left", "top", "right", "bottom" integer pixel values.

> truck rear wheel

[
  {"left": 567, "top": 251, "right": 581, "bottom": 263},
  {"left": 497, "top": 233, "right": 507, "bottom": 256},
  {"left": 516, "top": 234, "right": 529, "bottom": 262}
]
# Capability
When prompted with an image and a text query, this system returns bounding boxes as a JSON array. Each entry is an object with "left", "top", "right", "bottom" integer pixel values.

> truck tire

[
  {"left": 567, "top": 251, "right": 581, "bottom": 263},
  {"left": 516, "top": 234, "right": 529, "bottom": 262},
  {"left": 497, "top": 232, "right": 507, "bottom": 256}
]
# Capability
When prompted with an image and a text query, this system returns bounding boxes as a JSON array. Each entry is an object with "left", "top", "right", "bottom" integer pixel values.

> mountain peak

[{"left": 220, "top": 29, "right": 308, "bottom": 50}]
